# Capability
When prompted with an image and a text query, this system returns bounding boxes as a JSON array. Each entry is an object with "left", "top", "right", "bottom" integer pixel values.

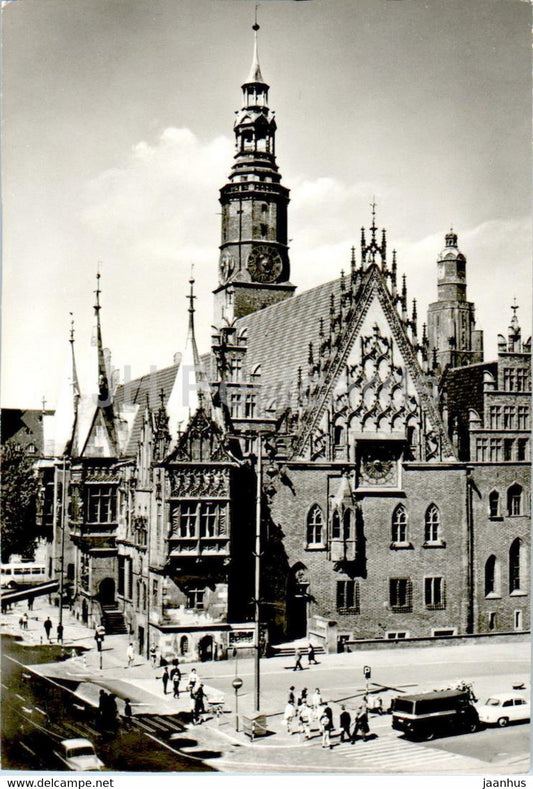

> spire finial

[
  {"left": 41, "top": 395, "right": 47, "bottom": 413},
  {"left": 69, "top": 312, "right": 75, "bottom": 344},
  {"left": 94, "top": 265, "right": 102, "bottom": 313},
  {"left": 188, "top": 266, "right": 196, "bottom": 316},
  {"left": 370, "top": 197, "right": 377, "bottom": 240},
  {"left": 246, "top": 6, "right": 264, "bottom": 84}
]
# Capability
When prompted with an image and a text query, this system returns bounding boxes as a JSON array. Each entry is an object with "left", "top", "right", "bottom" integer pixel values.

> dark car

[{"left": 391, "top": 689, "right": 479, "bottom": 741}]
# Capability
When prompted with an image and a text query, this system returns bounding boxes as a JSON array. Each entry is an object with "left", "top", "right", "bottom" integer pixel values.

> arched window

[
  {"left": 509, "top": 538, "right": 524, "bottom": 593},
  {"left": 424, "top": 504, "right": 440, "bottom": 543},
  {"left": 331, "top": 510, "right": 341, "bottom": 540},
  {"left": 334, "top": 425, "right": 344, "bottom": 447},
  {"left": 489, "top": 491, "right": 500, "bottom": 518},
  {"left": 484, "top": 555, "right": 501, "bottom": 596},
  {"left": 343, "top": 509, "right": 353, "bottom": 541},
  {"left": 391, "top": 505, "right": 408, "bottom": 543},
  {"left": 507, "top": 484, "right": 523, "bottom": 516},
  {"left": 180, "top": 635, "right": 189, "bottom": 655},
  {"left": 306, "top": 505, "right": 324, "bottom": 546}
]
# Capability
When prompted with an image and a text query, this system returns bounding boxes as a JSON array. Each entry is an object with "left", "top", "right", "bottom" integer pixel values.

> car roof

[
  {"left": 485, "top": 693, "right": 527, "bottom": 701},
  {"left": 60, "top": 738, "right": 94, "bottom": 749}
]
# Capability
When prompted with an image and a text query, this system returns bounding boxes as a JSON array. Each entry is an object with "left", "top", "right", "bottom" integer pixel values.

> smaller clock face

[
  {"left": 358, "top": 443, "right": 400, "bottom": 487},
  {"left": 247, "top": 246, "right": 283, "bottom": 284},
  {"left": 219, "top": 251, "right": 235, "bottom": 282}
]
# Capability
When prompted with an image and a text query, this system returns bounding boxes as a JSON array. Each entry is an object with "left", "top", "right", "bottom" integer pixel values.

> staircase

[{"left": 101, "top": 603, "right": 128, "bottom": 635}]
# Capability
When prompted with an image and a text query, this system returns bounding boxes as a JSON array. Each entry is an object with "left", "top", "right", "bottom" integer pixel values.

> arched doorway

[
  {"left": 97, "top": 578, "right": 115, "bottom": 606},
  {"left": 198, "top": 635, "right": 214, "bottom": 662},
  {"left": 287, "top": 563, "right": 309, "bottom": 640}
]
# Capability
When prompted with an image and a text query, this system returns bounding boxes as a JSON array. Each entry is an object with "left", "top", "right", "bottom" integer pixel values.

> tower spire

[
  {"left": 166, "top": 274, "right": 209, "bottom": 448},
  {"left": 93, "top": 269, "right": 111, "bottom": 407},
  {"left": 246, "top": 12, "right": 264, "bottom": 85}
]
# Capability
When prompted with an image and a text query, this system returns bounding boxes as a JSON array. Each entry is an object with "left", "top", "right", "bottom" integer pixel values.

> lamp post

[
  {"left": 253, "top": 433, "right": 262, "bottom": 712},
  {"left": 58, "top": 456, "right": 69, "bottom": 634},
  {"left": 232, "top": 676, "right": 243, "bottom": 731}
]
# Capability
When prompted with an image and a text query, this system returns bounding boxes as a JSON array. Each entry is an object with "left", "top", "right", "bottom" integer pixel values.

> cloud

[{"left": 77, "top": 131, "right": 529, "bottom": 400}]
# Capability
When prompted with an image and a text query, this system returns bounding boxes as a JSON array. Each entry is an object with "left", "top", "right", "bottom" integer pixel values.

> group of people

[
  {"left": 159, "top": 662, "right": 206, "bottom": 723},
  {"left": 97, "top": 689, "right": 119, "bottom": 730},
  {"left": 293, "top": 643, "right": 319, "bottom": 671},
  {"left": 43, "top": 616, "right": 63, "bottom": 643},
  {"left": 283, "top": 687, "right": 372, "bottom": 748}
]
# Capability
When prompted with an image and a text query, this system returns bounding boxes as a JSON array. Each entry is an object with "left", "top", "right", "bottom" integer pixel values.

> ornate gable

[
  {"left": 293, "top": 266, "right": 455, "bottom": 463},
  {"left": 167, "top": 406, "right": 238, "bottom": 463}
]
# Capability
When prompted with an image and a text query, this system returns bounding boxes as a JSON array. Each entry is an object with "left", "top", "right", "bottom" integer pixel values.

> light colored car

[
  {"left": 54, "top": 738, "right": 104, "bottom": 771},
  {"left": 475, "top": 694, "right": 530, "bottom": 727}
]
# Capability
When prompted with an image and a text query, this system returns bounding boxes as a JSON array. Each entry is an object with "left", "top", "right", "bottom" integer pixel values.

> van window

[{"left": 392, "top": 698, "right": 414, "bottom": 714}]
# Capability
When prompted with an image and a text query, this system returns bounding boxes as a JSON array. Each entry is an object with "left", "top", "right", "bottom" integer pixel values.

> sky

[{"left": 2, "top": 0, "right": 531, "bottom": 408}]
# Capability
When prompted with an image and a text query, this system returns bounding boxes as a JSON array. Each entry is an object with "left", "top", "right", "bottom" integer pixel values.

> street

[{"left": 1, "top": 599, "right": 530, "bottom": 775}]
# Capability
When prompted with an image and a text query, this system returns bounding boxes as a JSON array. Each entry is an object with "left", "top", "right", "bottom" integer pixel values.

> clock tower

[{"left": 214, "top": 23, "right": 296, "bottom": 323}]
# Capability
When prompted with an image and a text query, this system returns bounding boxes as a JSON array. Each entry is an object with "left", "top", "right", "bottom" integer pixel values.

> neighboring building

[{"left": 10, "top": 25, "right": 529, "bottom": 659}]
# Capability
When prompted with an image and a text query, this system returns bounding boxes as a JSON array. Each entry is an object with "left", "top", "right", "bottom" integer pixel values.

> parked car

[
  {"left": 391, "top": 689, "right": 479, "bottom": 740},
  {"left": 53, "top": 738, "right": 104, "bottom": 771},
  {"left": 475, "top": 694, "right": 530, "bottom": 727}
]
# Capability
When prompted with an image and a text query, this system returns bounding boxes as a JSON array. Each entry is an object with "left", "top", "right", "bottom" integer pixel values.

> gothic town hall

[{"left": 28, "top": 27, "right": 529, "bottom": 662}]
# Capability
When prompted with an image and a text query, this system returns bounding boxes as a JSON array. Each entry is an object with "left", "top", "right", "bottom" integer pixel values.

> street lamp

[{"left": 232, "top": 676, "right": 243, "bottom": 731}]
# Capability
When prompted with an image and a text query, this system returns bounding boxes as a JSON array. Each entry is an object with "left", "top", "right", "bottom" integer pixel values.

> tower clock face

[
  {"left": 358, "top": 443, "right": 400, "bottom": 487},
  {"left": 219, "top": 251, "right": 235, "bottom": 281},
  {"left": 247, "top": 246, "right": 283, "bottom": 283}
]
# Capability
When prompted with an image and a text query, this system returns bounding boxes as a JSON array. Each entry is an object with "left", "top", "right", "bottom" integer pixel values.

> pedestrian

[
  {"left": 188, "top": 667, "right": 198, "bottom": 693},
  {"left": 170, "top": 658, "right": 180, "bottom": 679},
  {"left": 22, "top": 612, "right": 29, "bottom": 630},
  {"left": 162, "top": 666, "right": 169, "bottom": 694},
  {"left": 172, "top": 666, "right": 182, "bottom": 698},
  {"left": 288, "top": 685, "right": 296, "bottom": 705},
  {"left": 293, "top": 647, "right": 303, "bottom": 671},
  {"left": 126, "top": 642, "right": 134, "bottom": 668},
  {"left": 284, "top": 700, "right": 296, "bottom": 733},
  {"left": 312, "top": 687, "right": 323, "bottom": 712},
  {"left": 108, "top": 693, "right": 118, "bottom": 730},
  {"left": 123, "top": 698, "right": 133, "bottom": 728},
  {"left": 351, "top": 699, "right": 370, "bottom": 743},
  {"left": 298, "top": 701, "right": 312, "bottom": 741},
  {"left": 301, "top": 687, "right": 308, "bottom": 704},
  {"left": 98, "top": 689, "right": 108, "bottom": 727},
  {"left": 19, "top": 616, "right": 24, "bottom": 631},
  {"left": 44, "top": 617, "right": 52, "bottom": 642},
  {"left": 320, "top": 705, "right": 334, "bottom": 749},
  {"left": 193, "top": 683, "right": 206, "bottom": 724},
  {"left": 308, "top": 643, "right": 318, "bottom": 665},
  {"left": 27, "top": 598, "right": 34, "bottom": 612},
  {"left": 339, "top": 705, "right": 351, "bottom": 742},
  {"left": 57, "top": 622, "right": 64, "bottom": 643},
  {"left": 150, "top": 644, "right": 157, "bottom": 667}
]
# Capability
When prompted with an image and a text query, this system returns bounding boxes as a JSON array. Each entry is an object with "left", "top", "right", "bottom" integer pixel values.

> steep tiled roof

[
  {"left": 234, "top": 277, "right": 343, "bottom": 413},
  {"left": 1, "top": 408, "right": 54, "bottom": 454},
  {"left": 114, "top": 364, "right": 178, "bottom": 457}
]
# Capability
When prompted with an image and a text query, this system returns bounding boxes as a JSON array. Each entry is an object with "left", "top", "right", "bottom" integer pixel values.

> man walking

[
  {"left": 44, "top": 617, "right": 52, "bottom": 642},
  {"left": 162, "top": 666, "right": 170, "bottom": 694},
  {"left": 172, "top": 666, "right": 182, "bottom": 698},
  {"left": 308, "top": 643, "right": 318, "bottom": 665},
  {"left": 339, "top": 705, "right": 351, "bottom": 742},
  {"left": 293, "top": 648, "right": 303, "bottom": 671},
  {"left": 351, "top": 699, "right": 370, "bottom": 743},
  {"left": 56, "top": 622, "right": 64, "bottom": 644},
  {"left": 126, "top": 642, "right": 135, "bottom": 668}
]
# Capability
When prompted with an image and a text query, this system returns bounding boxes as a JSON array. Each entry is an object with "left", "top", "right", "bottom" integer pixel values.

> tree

[{"left": 1, "top": 442, "right": 39, "bottom": 562}]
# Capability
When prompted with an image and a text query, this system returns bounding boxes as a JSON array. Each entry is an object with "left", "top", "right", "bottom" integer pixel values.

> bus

[{"left": 0, "top": 562, "right": 48, "bottom": 589}]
